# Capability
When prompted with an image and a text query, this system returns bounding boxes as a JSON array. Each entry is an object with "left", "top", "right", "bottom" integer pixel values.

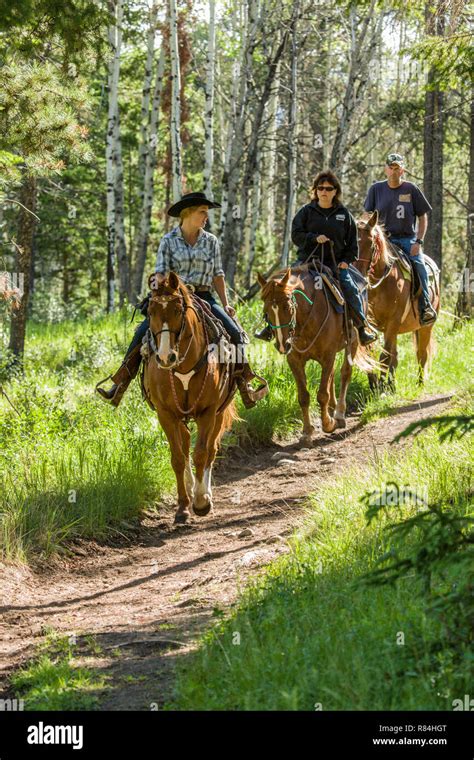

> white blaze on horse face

[
  {"left": 157, "top": 321, "right": 171, "bottom": 363},
  {"left": 271, "top": 305, "right": 285, "bottom": 354}
]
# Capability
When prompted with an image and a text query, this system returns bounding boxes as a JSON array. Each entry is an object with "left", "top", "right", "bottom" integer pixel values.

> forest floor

[{"left": 0, "top": 392, "right": 454, "bottom": 711}]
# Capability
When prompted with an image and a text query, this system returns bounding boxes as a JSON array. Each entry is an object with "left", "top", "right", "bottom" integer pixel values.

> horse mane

[
  {"left": 261, "top": 270, "right": 304, "bottom": 299},
  {"left": 358, "top": 219, "right": 395, "bottom": 267},
  {"left": 373, "top": 224, "right": 396, "bottom": 267},
  {"left": 153, "top": 275, "right": 193, "bottom": 308}
]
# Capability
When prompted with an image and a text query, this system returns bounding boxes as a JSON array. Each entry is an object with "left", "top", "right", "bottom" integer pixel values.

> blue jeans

[
  {"left": 390, "top": 236, "right": 431, "bottom": 310},
  {"left": 293, "top": 258, "right": 367, "bottom": 325},
  {"left": 338, "top": 267, "right": 367, "bottom": 325},
  {"left": 125, "top": 291, "right": 242, "bottom": 358}
]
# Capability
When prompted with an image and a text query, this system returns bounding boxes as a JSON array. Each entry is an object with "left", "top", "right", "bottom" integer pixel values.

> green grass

[
  {"left": 10, "top": 630, "right": 108, "bottom": 710},
  {"left": 172, "top": 391, "right": 473, "bottom": 710},
  {"left": 0, "top": 306, "right": 472, "bottom": 561}
]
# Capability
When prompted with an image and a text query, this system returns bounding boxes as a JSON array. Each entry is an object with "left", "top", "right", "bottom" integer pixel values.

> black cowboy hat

[{"left": 167, "top": 192, "right": 221, "bottom": 217}]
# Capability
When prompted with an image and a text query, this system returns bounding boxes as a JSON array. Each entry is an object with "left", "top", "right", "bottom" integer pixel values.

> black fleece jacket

[{"left": 291, "top": 201, "right": 359, "bottom": 266}]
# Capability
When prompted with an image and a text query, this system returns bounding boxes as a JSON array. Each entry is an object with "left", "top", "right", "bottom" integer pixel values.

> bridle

[
  {"left": 148, "top": 291, "right": 193, "bottom": 367},
  {"left": 265, "top": 288, "right": 313, "bottom": 335}
]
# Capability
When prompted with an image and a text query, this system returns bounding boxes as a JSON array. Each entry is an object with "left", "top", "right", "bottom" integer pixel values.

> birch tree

[
  {"left": 132, "top": 43, "right": 166, "bottom": 300},
  {"left": 329, "top": 0, "right": 385, "bottom": 176},
  {"left": 105, "top": 0, "right": 123, "bottom": 313},
  {"left": 203, "top": 0, "right": 216, "bottom": 201},
  {"left": 169, "top": 0, "right": 182, "bottom": 202},
  {"left": 423, "top": 1, "right": 444, "bottom": 269},
  {"left": 281, "top": 6, "right": 299, "bottom": 267}
]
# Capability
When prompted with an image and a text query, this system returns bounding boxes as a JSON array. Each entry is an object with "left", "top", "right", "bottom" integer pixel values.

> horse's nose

[
  {"left": 284, "top": 340, "right": 292, "bottom": 354},
  {"left": 169, "top": 351, "right": 177, "bottom": 364}
]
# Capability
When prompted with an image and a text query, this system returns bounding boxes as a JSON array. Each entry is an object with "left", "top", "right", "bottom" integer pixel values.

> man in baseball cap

[{"left": 363, "top": 153, "right": 437, "bottom": 325}]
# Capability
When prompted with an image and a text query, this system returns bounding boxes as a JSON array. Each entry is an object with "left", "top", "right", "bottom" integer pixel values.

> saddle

[
  {"left": 296, "top": 260, "right": 369, "bottom": 319},
  {"left": 389, "top": 244, "right": 440, "bottom": 302}
]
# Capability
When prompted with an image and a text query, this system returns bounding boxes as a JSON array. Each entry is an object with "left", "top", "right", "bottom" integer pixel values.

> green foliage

[
  {"left": 173, "top": 395, "right": 473, "bottom": 710},
  {"left": 10, "top": 629, "right": 108, "bottom": 710}
]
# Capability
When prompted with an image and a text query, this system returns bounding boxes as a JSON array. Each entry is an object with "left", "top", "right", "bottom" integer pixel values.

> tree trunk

[
  {"left": 105, "top": 0, "right": 123, "bottom": 313},
  {"left": 281, "top": 8, "right": 298, "bottom": 267},
  {"left": 114, "top": 107, "right": 130, "bottom": 305},
  {"left": 132, "top": 43, "right": 166, "bottom": 301},
  {"left": 423, "top": 2, "right": 444, "bottom": 270},
  {"left": 8, "top": 174, "right": 37, "bottom": 365},
  {"left": 329, "top": 0, "right": 382, "bottom": 176},
  {"left": 169, "top": 0, "right": 182, "bottom": 201},
  {"left": 455, "top": 83, "right": 474, "bottom": 321},
  {"left": 203, "top": 0, "right": 216, "bottom": 200}
]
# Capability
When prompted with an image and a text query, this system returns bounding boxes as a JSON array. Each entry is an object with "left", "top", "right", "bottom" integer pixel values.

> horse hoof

[
  {"left": 299, "top": 434, "right": 313, "bottom": 446},
  {"left": 193, "top": 498, "right": 213, "bottom": 517},
  {"left": 174, "top": 510, "right": 191, "bottom": 524},
  {"left": 322, "top": 419, "right": 336, "bottom": 434},
  {"left": 335, "top": 416, "right": 346, "bottom": 429}
]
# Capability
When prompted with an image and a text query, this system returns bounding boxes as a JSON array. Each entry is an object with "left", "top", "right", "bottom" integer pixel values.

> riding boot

[
  {"left": 346, "top": 306, "right": 377, "bottom": 346},
  {"left": 254, "top": 324, "right": 273, "bottom": 342},
  {"left": 234, "top": 363, "right": 269, "bottom": 409},
  {"left": 410, "top": 254, "right": 437, "bottom": 325},
  {"left": 96, "top": 345, "right": 142, "bottom": 407}
]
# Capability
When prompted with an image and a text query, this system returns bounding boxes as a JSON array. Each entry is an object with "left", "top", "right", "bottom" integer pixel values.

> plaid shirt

[{"left": 155, "top": 226, "right": 224, "bottom": 288}]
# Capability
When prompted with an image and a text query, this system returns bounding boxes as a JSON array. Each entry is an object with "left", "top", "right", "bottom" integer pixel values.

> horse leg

[
  {"left": 379, "top": 331, "right": 398, "bottom": 391},
  {"left": 328, "top": 368, "right": 337, "bottom": 415},
  {"left": 156, "top": 409, "right": 191, "bottom": 524},
  {"left": 335, "top": 347, "right": 354, "bottom": 428},
  {"left": 415, "top": 325, "right": 433, "bottom": 386},
  {"left": 318, "top": 355, "right": 337, "bottom": 434},
  {"left": 192, "top": 409, "right": 217, "bottom": 517},
  {"left": 287, "top": 353, "right": 314, "bottom": 444},
  {"left": 181, "top": 422, "right": 195, "bottom": 502}
]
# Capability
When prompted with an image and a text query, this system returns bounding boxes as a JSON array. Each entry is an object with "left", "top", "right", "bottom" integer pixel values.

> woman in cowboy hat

[{"left": 96, "top": 192, "right": 268, "bottom": 408}]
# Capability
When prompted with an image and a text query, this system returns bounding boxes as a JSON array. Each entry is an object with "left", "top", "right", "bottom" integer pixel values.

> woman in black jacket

[{"left": 290, "top": 170, "right": 376, "bottom": 346}]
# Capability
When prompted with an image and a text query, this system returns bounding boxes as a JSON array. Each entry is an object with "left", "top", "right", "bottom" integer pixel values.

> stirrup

[{"left": 420, "top": 308, "right": 437, "bottom": 326}]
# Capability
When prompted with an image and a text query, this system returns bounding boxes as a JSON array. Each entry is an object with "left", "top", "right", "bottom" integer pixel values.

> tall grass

[{"left": 172, "top": 391, "right": 473, "bottom": 710}]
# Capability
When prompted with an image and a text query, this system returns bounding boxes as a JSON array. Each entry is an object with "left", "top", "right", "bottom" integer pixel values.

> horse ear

[
  {"left": 257, "top": 272, "right": 267, "bottom": 289},
  {"left": 279, "top": 269, "right": 291, "bottom": 288},
  {"left": 368, "top": 210, "right": 378, "bottom": 228},
  {"left": 168, "top": 271, "right": 180, "bottom": 291}
]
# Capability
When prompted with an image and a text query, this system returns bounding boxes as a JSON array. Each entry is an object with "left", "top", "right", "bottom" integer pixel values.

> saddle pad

[{"left": 321, "top": 273, "right": 345, "bottom": 305}]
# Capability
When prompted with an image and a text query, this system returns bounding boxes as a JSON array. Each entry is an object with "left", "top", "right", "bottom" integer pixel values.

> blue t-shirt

[{"left": 364, "top": 180, "right": 432, "bottom": 237}]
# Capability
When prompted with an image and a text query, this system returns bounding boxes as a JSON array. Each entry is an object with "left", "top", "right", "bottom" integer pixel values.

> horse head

[
  {"left": 356, "top": 211, "right": 391, "bottom": 277},
  {"left": 147, "top": 271, "right": 191, "bottom": 369},
  {"left": 257, "top": 269, "right": 296, "bottom": 355}
]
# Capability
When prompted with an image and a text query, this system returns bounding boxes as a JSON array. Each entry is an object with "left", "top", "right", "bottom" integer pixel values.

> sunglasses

[{"left": 317, "top": 185, "right": 335, "bottom": 191}]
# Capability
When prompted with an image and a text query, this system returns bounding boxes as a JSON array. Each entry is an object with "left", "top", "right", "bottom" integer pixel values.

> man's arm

[{"left": 410, "top": 213, "right": 428, "bottom": 256}]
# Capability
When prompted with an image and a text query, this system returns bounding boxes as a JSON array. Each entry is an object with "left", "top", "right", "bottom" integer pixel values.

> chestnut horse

[
  {"left": 356, "top": 211, "right": 440, "bottom": 388},
  {"left": 143, "top": 272, "right": 237, "bottom": 523},
  {"left": 258, "top": 267, "right": 374, "bottom": 441}
]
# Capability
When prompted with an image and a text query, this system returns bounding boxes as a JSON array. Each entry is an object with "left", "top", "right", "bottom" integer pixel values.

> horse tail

[
  {"left": 216, "top": 399, "right": 239, "bottom": 445},
  {"left": 352, "top": 343, "right": 381, "bottom": 374}
]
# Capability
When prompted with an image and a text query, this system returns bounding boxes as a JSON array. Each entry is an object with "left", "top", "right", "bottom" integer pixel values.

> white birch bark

[
  {"left": 169, "top": 0, "right": 182, "bottom": 201},
  {"left": 245, "top": 152, "right": 261, "bottom": 288},
  {"left": 138, "top": 3, "right": 159, "bottom": 183},
  {"left": 329, "top": 0, "right": 384, "bottom": 176},
  {"left": 264, "top": 56, "right": 280, "bottom": 245},
  {"left": 133, "top": 43, "right": 166, "bottom": 300},
  {"left": 281, "top": 8, "right": 298, "bottom": 267},
  {"left": 203, "top": 0, "right": 216, "bottom": 200},
  {"left": 105, "top": 0, "right": 123, "bottom": 313}
]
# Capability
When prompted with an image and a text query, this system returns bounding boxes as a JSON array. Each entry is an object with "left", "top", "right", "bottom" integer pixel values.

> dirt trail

[{"left": 0, "top": 393, "right": 453, "bottom": 710}]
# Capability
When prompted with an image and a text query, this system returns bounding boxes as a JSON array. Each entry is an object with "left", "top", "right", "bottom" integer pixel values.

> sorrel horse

[
  {"left": 356, "top": 211, "right": 440, "bottom": 388},
  {"left": 143, "top": 272, "right": 238, "bottom": 523},
  {"left": 258, "top": 267, "right": 374, "bottom": 441}
]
